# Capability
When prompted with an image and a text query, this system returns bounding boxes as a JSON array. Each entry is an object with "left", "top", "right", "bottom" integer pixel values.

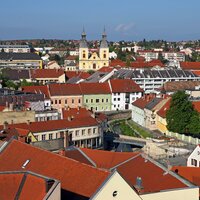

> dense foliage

[{"left": 166, "top": 91, "right": 200, "bottom": 137}]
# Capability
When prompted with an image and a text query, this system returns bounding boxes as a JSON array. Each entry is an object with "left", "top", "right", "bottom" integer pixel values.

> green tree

[
  {"left": 20, "top": 79, "right": 34, "bottom": 87},
  {"left": 166, "top": 91, "right": 196, "bottom": 134},
  {"left": 187, "top": 113, "right": 200, "bottom": 137}
]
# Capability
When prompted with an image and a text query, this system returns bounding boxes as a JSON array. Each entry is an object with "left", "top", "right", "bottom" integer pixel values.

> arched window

[{"left": 93, "top": 63, "right": 96, "bottom": 69}]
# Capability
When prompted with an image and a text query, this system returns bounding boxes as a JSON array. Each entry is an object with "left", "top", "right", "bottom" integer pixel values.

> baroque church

[{"left": 79, "top": 29, "right": 109, "bottom": 71}]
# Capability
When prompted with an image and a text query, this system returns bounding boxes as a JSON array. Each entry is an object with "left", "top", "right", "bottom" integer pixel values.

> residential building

[
  {"left": 0, "top": 140, "right": 152, "bottom": 200},
  {"left": 138, "top": 50, "right": 159, "bottom": 61},
  {"left": 79, "top": 29, "right": 109, "bottom": 71},
  {"left": 109, "top": 79, "right": 143, "bottom": 110},
  {"left": 80, "top": 82, "right": 111, "bottom": 111},
  {"left": 113, "top": 68, "right": 200, "bottom": 93},
  {"left": 0, "top": 52, "right": 42, "bottom": 69},
  {"left": 31, "top": 69, "right": 66, "bottom": 84},
  {"left": 109, "top": 51, "right": 117, "bottom": 59},
  {"left": 65, "top": 147, "right": 199, "bottom": 200},
  {"left": 0, "top": 45, "right": 30, "bottom": 53},
  {"left": 48, "top": 84, "right": 82, "bottom": 110},
  {"left": 46, "top": 61, "right": 61, "bottom": 69},
  {"left": 187, "top": 145, "right": 200, "bottom": 167}
]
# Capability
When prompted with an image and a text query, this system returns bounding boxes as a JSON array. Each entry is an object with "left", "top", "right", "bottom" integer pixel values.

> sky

[{"left": 0, "top": 0, "right": 200, "bottom": 41}]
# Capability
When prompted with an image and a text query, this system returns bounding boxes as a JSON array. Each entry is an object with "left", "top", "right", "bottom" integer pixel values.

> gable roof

[
  {"left": 180, "top": 62, "right": 200, "bottom": 70},
  {"left": 2, "top": 68, "right": 30, "bottom": 80},
  {"left": 172, "top": 166, "right": 200, "bottom": 186},
  {"left": 22, "top": 85, "right": 50, "bottom": 99},
  {"left": 0, "top": 118, "right": 99, "bottom": 134},
  {"left": 79, "top": 82, "right": 111, "bottom": 95},
  {"left": 49, "top": 83, "right": 82, "bottom": 96},
  {"left": 145, "top": 98, "right": 163, "bottom": 110},
  {"left": 117, "top": 155, "right": 189, "bottom": 194},
  {"left": 157, "top": 98, "right": 171, "bottom": 118},
  {"left": 132, "top": 96, "right": 155, "bottom": 109},
  {"left": 65, "top": 71, "right": 90, "bottom": 79},
  {"left": 0, "top": 52, "right": 41, "bottom": 60},
  {"left": 62, "top": 107, "right": 92, "bottom": 119},
  {"left": 0, "top": 140, "right": 110, "bottom": 199},
  {"left": 30, "top": 69, "right": 65, "bottom": 79},
  {"left": 0, "top": 171, "right": 56, "bottom": 200},
  {"left": 110, "top": 79, "right": 143, "bottom": 93}
]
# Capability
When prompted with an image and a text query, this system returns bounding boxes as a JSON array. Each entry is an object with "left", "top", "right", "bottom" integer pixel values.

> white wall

[{"left": 187, "top": 145, "right": 200, "bottom": 167}]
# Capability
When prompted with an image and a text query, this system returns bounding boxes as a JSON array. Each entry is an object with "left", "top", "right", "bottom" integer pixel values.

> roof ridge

[{"left": 77, "top": 148, "right": 97, "bottom": 167}]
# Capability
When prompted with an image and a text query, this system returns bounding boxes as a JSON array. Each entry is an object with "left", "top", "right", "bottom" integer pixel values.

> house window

[
  {"left": 65, "top": 99, "right": 67, "bottom": 104},
  {"left": 191, "top": 159, "right": 197, "bottom": 166},
  {"left": 42, "top": 134, "right": 46, "bottom": 141},
  {"left": 83, "top": 54, "right": 86, "bottom": 58},
  {"left": 102, "top": 99, "right": 104, "bottom": 103},
  {"left": 106, "top": 99, "right": 108, "bottom": 102},
  {"left": 49, "top": 134, "right": 53, "bottom": 140},
  {"left": 75, "top": 130, "right": 79, "bottom": 136},
  {"left": 114, "top": 98, "right": 116, "bottom": 101},
  {"left": 72, "top": 99, "right": 74, "bottom": 104},
  {"left": 118, "top": 98, "right": 120, "bottom": 101},
  {"left": 82, "top": 129, "right": 85, "bottom": 136},
  {"left": 35, "top": 135, "right": 38, "bottom": 141},
  {"left": 96, "top": 99, "right": 99, "bottom": 103},
  {"left": 93, "top": 128, "right": 96, "bottom": 134},
  {"left": 78, "top": 99, "right": 81, "bottom": 103},
  {"left": 55, "top": 100, "right": 57, "bottom": 104},
  {"left": 103, "top": 54, "right": 106, "bottom": 58},
  {"left": 86, "top": 99, "right": 88, "bottom": 103},
  {"left": 93, "top": 63, "right": 96, "bottom": 69},
  {"left": 88, "top": 129, "right": 91, "bottom": 135},
  {"left": 91, "top": 99, "right": 93, "bottom": 103},
  {"left": 59, "top": 100, "right": 61, "bottom": 104}
]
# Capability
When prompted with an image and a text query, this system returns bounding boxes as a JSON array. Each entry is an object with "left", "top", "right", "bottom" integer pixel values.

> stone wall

[
  {"left": 0, "top": 111, "right": 35, "bottom": 125},
  {"left": 103, "top": 110, "right": 132, "bottom": 121}
]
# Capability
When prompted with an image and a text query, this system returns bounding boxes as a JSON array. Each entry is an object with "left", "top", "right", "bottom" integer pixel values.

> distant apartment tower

[{"left": 79, "top": 28, "right": 109, "bottom": 71}]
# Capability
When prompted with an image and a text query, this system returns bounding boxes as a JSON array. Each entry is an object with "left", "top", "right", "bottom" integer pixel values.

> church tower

[
  {"left": 99, "top": 27, "right": 109, "bottom": 67},
  {"left": 79, "top": 28, "right": 89, "bottom": 70}
]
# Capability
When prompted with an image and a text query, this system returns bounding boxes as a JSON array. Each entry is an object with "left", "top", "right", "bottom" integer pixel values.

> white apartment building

[{"left": 114, "top": 69, "right": 200, "bottom": 93}]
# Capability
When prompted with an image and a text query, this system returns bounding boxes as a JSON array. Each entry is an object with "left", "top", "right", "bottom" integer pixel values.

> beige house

[{"left": 79, "top": 29, "right": 109, "bottom": 71}]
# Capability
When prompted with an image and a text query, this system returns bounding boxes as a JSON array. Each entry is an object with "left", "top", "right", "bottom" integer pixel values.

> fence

[{"left": 166, "top": 131, "right": 200, "bottom": 145}]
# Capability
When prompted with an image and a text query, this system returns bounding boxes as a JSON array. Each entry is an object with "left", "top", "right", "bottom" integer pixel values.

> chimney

[
  {"left": 58, "top": 148, "right": 66, "bottom": 156},
  {"left": 135, "top": 177, "right": 144, "bottom": 194},
  {"left": 3, "top": 121, "right": 8, "bottom": 130}
]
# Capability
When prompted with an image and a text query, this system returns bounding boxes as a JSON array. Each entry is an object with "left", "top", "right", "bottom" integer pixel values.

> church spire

[
  {"left": 80, "top": 26, "right": 88, "bottom": 48},
  {"left": 100, "top": 26, "right": 108, "bottom": 48}
]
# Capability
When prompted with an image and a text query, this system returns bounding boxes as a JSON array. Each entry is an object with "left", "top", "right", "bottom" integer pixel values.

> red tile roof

[
  {"left": 180, "top": 62, "right": 200, "bottom": 70},
  {"left": 98, "top": 66, "right": 116, "bottom": 73},
  {"left": 110, "top": 79, "right": 143, "bottom": 93},
  {"left": 130, "top": 60, "right": 164, "bottom": 68},
  {"left": 31, "top": 69, "right": 65, "bottom": 79},
  {"left": 65, "top": 71, "right": 90, "bottom": 79},
  {"left": 62, "top": 107, "right": 92, "bottom": 119},
  {"left": 132, "top": 96, "right": 154, "bottom": 109},
  {"left": 79, "top": 148, "right": 139, "bottom": 169},
  {"left": 79, "top": 82, "right": 111, "bottom": 95},
  {"left": 22, "top": 85, "right": 50, "bottom": 99},
  {"left": 49, "top": 83, "right": 82, "bottom": 96},
  {"left": 0, "top": 172, "right": 49, "bottom": 200},
  {"left": 0, "top": 140, "right": 110, "bottom": 198},
  {"left": 157, "top": 98, "right": 171, "bottom": 118},
  {"left": 0, "top": 118, "right": 99, "bottom": 133},
  {"left": 109, "top": 59, "right": 126, "bottom": 67},
  {"left": 192, "top": 70, "right": 200, "bottom": 76},
  {"left": 0, "top": 105, "right": 6, "bottom": 112},
  {"left": 65, "top": 55, "right": 77, "bottom": 60},
  {"left": 192, "top": 101, "right": 200, "bottom": 113},
  {"left": 172, "top": 166, "right": 200, "bottom": 186},
  {"left": 117, "top": 155, "right": 188, "bottom": 194}
]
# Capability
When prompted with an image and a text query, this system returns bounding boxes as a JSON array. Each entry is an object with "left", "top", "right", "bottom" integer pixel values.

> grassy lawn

[
  {"left": 127, "top": 120, "right": 152, "bottom": 138},
  {"left": 119, "top": 121, "right": 136, "bottom": 137}
]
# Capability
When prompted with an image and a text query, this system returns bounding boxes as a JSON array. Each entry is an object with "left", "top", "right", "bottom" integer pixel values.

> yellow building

[{"left": 79, "top": 28, "right": 109, "bottom": 71}]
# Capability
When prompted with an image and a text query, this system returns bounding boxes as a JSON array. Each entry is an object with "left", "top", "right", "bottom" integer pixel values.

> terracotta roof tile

[
  {"left": 117, "top": 155, "right": 187, "bottom": 194},
  {"left": 132, "top": 96, "right": 155, "bottom": 109},
  {"left": 180, "top": 62, "right": 200, "bottom": 70},
  {"left": 79, "top": 82, "right": 111, "bottom": 95},
  {"left": 157, "top": 98, "right": 171, "bottom": 118},
  {"left": 65, "top": 71, "right": 90, "bottom": 79},
  {"left": 0, "top": 140, "right": 110, "bottom": 198},
  {"left": 172, "top": 166, "right": 200, "bottom": 186},
  {"left": 22, "top": 85, "right": 50, "bottom": 99},
  {"left": 80, "top": 148, "right": 139, "bottom": 169},
  {"left": 98, "top": 66, "right": 116, "bottom": 73},
  {"left": 110, "top": 79, "right": 143, "bottom": 93},
  {"left": 49, "top": 83, "right": 82, "bottom": 96},
  {"left": 31, "top": 69, "right": 65, "bottom": 79}
]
